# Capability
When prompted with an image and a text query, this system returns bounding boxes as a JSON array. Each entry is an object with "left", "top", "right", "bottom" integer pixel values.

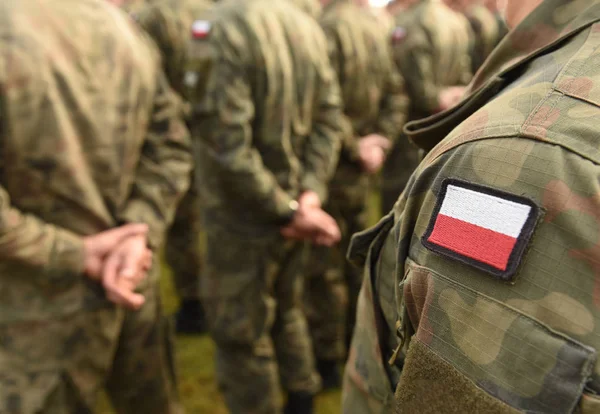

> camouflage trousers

[
  {"left": 305, "top": 163, "right": 370, "bottom": 362},
  {"left": 0, "top": 272, "right": 182, "bottom": 414},
  {"left": 380, "top": 135, "right": 421, "bottom": 215},
  {"left": 200, "top": 218, "right": 321, "bottom": 414},
  {"left": 165, "top": 175, "right": 203, "bottom": 300}
]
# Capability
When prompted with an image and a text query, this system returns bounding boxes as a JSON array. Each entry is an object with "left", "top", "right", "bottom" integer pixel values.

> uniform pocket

[{"left": 398, "top": 261, "right": 597, "bottom": 414}]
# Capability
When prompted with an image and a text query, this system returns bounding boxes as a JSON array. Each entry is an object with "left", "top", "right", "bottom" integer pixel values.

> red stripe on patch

[{"left": 427, "top": 214, "right": 517, "bottom": 271}]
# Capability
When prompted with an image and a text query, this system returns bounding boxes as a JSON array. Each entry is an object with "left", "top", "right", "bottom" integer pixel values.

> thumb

[
  {"left": 119, "top": 242, "right": 147, "bottom": 280},
  {"left": 375, "top": 137, "right": 391, "bottom": 150}
]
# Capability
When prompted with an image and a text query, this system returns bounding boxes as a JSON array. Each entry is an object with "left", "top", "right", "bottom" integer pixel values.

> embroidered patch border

[{"left": 421, "top": 178, "right": 540, "bottom": 281}]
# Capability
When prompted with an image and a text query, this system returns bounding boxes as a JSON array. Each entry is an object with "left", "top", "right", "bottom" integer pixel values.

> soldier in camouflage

[
  {"left": 194, "top": 0, "right": 344, "bottom": 412},
  {"left": 380, "top": 0, "right": 474, "bottom": 215},
  {"left": 0, "top": 0, "right": 192, "bottom": 413},
  {"left": 127, "top": 0, "right": 218, "bottom": 335},
  {"left": 304, "top": 0, "right": 408, "bottom": 390},
  {"left": 344, "top": 0, "right": 600, "bottom": 412},
  {"left": 464, "top": 1, "right": 507, "bottom": 73}
]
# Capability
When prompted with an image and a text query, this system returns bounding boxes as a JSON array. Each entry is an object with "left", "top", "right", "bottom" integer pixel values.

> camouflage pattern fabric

[
  {"left": 380, "top": 0, "right": 473, "bottom": 214},
  {"left": 165, "top": 177, "right": 203, "bottom": 299},
  {"left": 133, "top": 0, "right": 217, "bottom": 301},
  {"left": 465, "top": 3, "right": 505, "bottom": 73},
  {"left": 344, "top": 0, "right": 600, "bottom": 412},
  {"left": 289, "top": 0, "right": 323, "bottom": 19},
  {"left": 305, "top": 0, "right": 408, "bottom": 362},
  {"left": 0, "top": 0, "right": 191, "bottom": 412},
  {"left": 194, "top": 0, "right": 342, "bottom": 228},
  {"left": 201, "top": 223, "right": 321, "bottom": 413},
  {"left": 193, "top": 0, "right": 344, "bottom": 410}
]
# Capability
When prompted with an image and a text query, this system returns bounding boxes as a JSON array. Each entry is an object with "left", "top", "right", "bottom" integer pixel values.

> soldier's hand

[
  {"left": 358, "top": 134, "right": 391, "bottom": 174},
  {"left": 280, "top": 207, "right": 341, "bottom": 246},
  {"left": 437, "top": 86, "right": 466, "bottom": 112},
  {"left": 101, "top": 234, "right": 152, "bottom": 311},
  {"left": 83, "top": 223, "right": 149, "bottom": 279},
  {"left": 298, "top": 190, "right": 322, "bottom": 210}
]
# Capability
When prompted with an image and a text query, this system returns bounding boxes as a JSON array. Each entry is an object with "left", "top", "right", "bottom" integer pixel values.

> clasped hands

[
  {"left": 82, "top": 223, "right": 152, "bottom": 311},
  {"left": 358, "top": 134, "right": 391, "bottom": 174},
  {"left": 280, "top": 191, "right": 341, "bottom": 247}
]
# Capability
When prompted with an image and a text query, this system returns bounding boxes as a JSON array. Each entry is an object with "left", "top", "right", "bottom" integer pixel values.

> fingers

[
  {"left": 119, "top": 239, "right": 150, "bottom": 285},
  {"left": 102, "top": 252, "right": 146, "bottom": 310},
  {"left": 100, "top": 238, "right": 150, "bottom": 311},
  {"left": 372, "top": 136, "right": 391, "bottom": 150},
  {"left": 298, "top": 191, "right": 322, "bottom": 210},
  {"left": 102, "top": 223, "right": 148, "bottom": 244}
]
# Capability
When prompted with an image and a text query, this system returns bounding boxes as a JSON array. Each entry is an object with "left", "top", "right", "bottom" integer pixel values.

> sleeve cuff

[{"left": 49, "top": 228, "right": 86, "bottom": 275}]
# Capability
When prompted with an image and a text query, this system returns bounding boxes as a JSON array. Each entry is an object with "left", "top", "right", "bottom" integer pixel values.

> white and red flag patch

[
  {"left": 422, "top": 179, "right": 539, "bottom": 280},
  {"left": 191, "top": 20, "right": 211, "bottom": 39}
]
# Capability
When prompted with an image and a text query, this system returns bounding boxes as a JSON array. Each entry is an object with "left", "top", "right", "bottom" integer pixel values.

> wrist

[{"left": 279, "top": 199, "right": 299, "bottom": 227}]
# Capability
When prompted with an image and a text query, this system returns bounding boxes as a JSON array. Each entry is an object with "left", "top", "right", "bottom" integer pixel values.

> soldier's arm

[
  {"left": 135, "top": 3, "right": 188, "bottom": 97},
  {"left": 301, "top": 33, "right": 344, "bottom": 203},
  {"left": 194, "top": 34, "right": 299, "bottom": 225},
  {"left": 0, "top": 95, "right": 85, "bottom": 273},
  {"left": 322, "top": 21, "right": 361, "bottom": 161},
  {"left": 117, "top": 72, "right": 192, "bottom": 249},
  {"left": 375, "top": 45, "right": 409, "bottom": 144},
  {"left": 398, "top": 28, "right": 441, "bottom": 115}
]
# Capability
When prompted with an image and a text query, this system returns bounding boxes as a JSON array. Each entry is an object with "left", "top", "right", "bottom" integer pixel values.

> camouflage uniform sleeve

[
  {"left": 301, "top": 32, "right": 343, "bottom": 202},
  {"left": 322, "top": 22, "right": 361, "bottom": 160},
  {"left": 398, "top": 26, "right": 440, "bottom": 114},
  {"left": 117, "top": 72, "right": 192, "bottom": 249},
  {"left": 196, "top": 29, "right": 298, "bottom": 225},
  {"left": 135, "top": 3, "right": 188, "bottom": 97},
  {"left": 375, "top": 48, "right": 408, "bottom": 143},
  {"left": 0, "top": 95, "right": 85, "bottom": 274}
]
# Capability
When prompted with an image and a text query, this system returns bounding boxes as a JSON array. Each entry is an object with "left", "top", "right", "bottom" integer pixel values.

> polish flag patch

[
  {"left": 192, "top": 20, "right": 211, "bottom": 39},
  {"left": 422, "top": 179, "right": 540, "bottom": 280}
]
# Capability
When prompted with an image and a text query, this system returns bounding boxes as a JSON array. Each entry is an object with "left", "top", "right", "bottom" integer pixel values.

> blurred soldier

[
  {"left": 305, "top": 0, "right": 408, "bottom": 389},
  {"left": 125, "top": 0, "right": 217, "bottom": 335},
  {"left": 344, "top": 0, "right": 600, "bottom": 413},
  {"left": 464, "top": 1, "right": 506, "bottom": 72},
  {"left": 194, "top": 0, "right": 344, "bottom": 412},
  {"left": 380, "top": 0, "right": 474, "bottom": 214},
  {"left": 0, "top": 0, "right": 192, "bottom": 413},
  {"left": 484, "top": 0, "right": 509, "bottom": 39}
]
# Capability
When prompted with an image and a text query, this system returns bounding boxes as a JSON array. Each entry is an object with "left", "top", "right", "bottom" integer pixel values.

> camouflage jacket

[
  {"left": 194, "top": 0, "right": 343, "bottom": 229},
  {"left": 346, "top": 0, "right": 600, "bottom": 412},
  {"left": 465, "top": 4, "right": 505, "bottom": 73},
  {"left": 289, "top": 0, "right": 323, "bottom": 19},
  {"left": 321, "top": 0, "right": 408, "bottom": 161},
  {"left": 389, "top": 0, "right": 473, "bottom": 121},
  {"left": 0, "top": 0, "right": 191, "bottom": 322}
]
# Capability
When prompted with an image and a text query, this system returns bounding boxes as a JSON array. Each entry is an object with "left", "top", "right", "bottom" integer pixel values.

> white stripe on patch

[{"left": 439, "top": 184, "right": 532, "bottom": 238}]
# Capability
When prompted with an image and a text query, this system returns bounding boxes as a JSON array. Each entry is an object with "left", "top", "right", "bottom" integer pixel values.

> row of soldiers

[
  {"left": 128, "top": 0, "right": 509, "bottom": 412},
  {"left": 122, "top": 0, "right": 508, "bottom": 413},
  {"left": 0, "top": 1, "right": 509, "bottom": 414}
]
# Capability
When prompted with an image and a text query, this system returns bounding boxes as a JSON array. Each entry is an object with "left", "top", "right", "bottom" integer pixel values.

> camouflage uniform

[
  {"left": 380, "top": 0, "right": 473, "bottom": 214},
  {"left": 0, "top": 0, "right": 191, "bottom": 413},
  {"left": 344, "top": 0, "right": 600, "bottom": 412},
  {"left": 465, "top": 3, "right": 505, "bottom": 73},
  {"left": 132, "top": 0, "right": 217, "bottom": 333},
  {"left": 193, "top": 0, "right": 343, "bottom": 412},
  {"left": 305, "top": 0, "right": 407, "bottom": 368}
]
